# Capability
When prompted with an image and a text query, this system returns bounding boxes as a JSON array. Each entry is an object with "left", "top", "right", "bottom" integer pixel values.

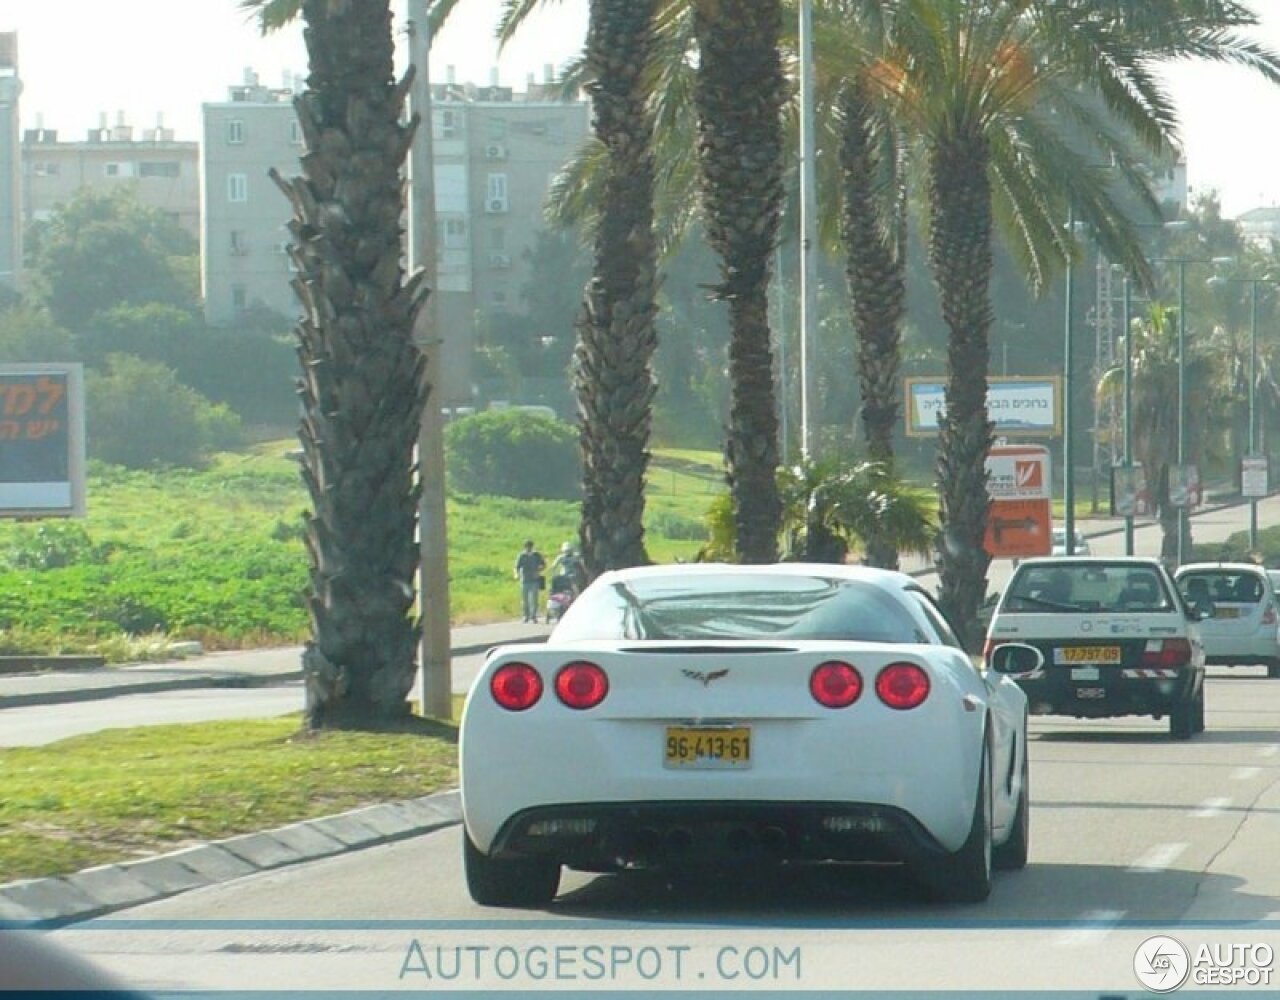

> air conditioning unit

[
  {"left": 488, "top": 252, "right": 512, "bottom": 269},
  {"left": 484, "top": 143, "right": 507, "bottom": 160},
  {"left": 486, "top": 196, "right": 508, "bottom": 214}
]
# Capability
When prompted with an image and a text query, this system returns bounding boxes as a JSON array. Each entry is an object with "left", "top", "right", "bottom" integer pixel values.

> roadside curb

[{"left": 0, "top": 789, "right": 463, "bottom": 928}]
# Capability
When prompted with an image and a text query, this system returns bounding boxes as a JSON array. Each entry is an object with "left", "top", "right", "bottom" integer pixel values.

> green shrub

[
  {"left": 445, "top": 409, "right": 580, "bottom": 500},
  {"left": 1, "top": 522, "right": 103, "bottom": 570},
  {"left": 87, "top": 355, "right": 243, "bottom": 469}
]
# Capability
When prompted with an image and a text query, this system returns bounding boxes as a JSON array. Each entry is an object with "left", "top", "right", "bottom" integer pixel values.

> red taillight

[
  {"left": 490, "top": 662, "right": 543, "bottom": 711},
  {"left": 554, "top": 661, "right": 609, "bottom": 710},
  {"left": 810, "top": 661, "right": 863, "bottom": 708},
  {"left": 876, "top": 662, "right": 931, "bottom": 710},
  {"left": 1264, "top": 605, "right": 1277, "bottom": 626},
  {"left": 1141, "top": 638, "right": 1192, "bottom": 668}
]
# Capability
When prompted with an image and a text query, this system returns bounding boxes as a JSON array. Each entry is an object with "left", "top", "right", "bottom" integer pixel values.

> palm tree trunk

[
  {"left": 693, "top": 0, "right": 786, "bottom": 564},
  {"left": 273, "top": 0, "right": 428, "bottom": 729},
  {"left": 839, "top": 80, "right": 906, "bottom": 569},
  {"left": 574, "top": 0, "right": 660, "bottom": 578},
  {"left": 927, "top": 132, "right": 994, "bottom": 646}
]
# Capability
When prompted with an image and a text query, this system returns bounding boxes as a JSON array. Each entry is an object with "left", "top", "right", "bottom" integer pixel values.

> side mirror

[{"left": 988, "top": 642, "right": 1044, "bottom": 675}]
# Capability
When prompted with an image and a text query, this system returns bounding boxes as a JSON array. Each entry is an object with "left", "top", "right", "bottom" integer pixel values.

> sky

[{"left": 2, "top": 0, "right": 1279, "bottom": 218}]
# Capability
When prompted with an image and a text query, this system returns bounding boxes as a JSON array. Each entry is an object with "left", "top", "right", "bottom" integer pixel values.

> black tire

[
  {"left": 920, "top": 743, "right": 993, "bottom": 902},
  {"left": 1170, "top": 696, "right": 1195, "bottom": 740},
  {"left": 463, "top": 833, "right": 561, "bottom": 908},
  {"left": 993, "top": 732, "right": 1029, "bottom": 871},
  {"left": 1193, "top": 683, "right": 1206, "bottom": 734},
  {"left": 1268, "top": 660, "right": 1280, "bottom": 680}
]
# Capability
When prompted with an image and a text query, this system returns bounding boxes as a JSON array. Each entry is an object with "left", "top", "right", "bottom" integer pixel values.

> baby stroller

[{"left": 546, "top": 574, "right": 577, "bottom": 623}]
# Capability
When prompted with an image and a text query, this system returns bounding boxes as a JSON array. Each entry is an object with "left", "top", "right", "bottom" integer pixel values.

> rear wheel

[
  {"left": 464, "top": 833, "right": 561, "bottom": 908},
  {"left": 1193, "top": 683, "right": 1206, "bottom": 734},
  {"left": 1170, "top": 696, "right": 1195, "bottom": 740},
  {"left": 993, "top": 731, "right": 1029, "bottom": 871},
  {"left": 919, "top": 743, "right": 992, "bottom": 902},
  {"left": 1268, "top": 660, "right": 1280, "bottom": 680}
]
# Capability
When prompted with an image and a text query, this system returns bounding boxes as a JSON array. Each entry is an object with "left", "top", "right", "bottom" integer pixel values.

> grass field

[
  {"left": 0, "top": 715, "right": 458, "bottom": 882},
  {"left": 0, "top": 444, "right": 729, "bottom": 653}
]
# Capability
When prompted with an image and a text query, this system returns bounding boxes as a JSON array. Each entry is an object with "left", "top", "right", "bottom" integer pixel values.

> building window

[
  {"left": 139, "top": 161, "right": 180, "bottom": 178},
  {"left": 227, "top": 119, "right": 245, "bottom": 144},
  {"left": 440, "top": 217, "right": 467, "bottom": 249},
  {"left": 289, "top": 119, "right": 302, "bottom": 145},
  {"left": 490, "top": 227, "right": 506, "bottom": 251},
  {"left": 227, "top": 173, "right": 248, "bottom": 202},
  {"left": 229, "top": 230, "right": 248, "bottom": 256},
  {"left": 439, "top": 109, "right": 458, "bottom": 139},
  {"left": 104, "top": 161, "right": 136, "bottom": 178},
  {"left": 490, "top": 290, "right": 507, "bottom": 306},
  {"left": 32, "top": 162, "right": 59, "bottom": 177}
]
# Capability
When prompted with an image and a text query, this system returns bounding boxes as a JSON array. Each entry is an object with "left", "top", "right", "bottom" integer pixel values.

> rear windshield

[
  {"left": 1001, "top": 562, "right": 1174, "bottom": 614},
  {"left": 1177, "top": 570, "right": 1265, "bottom": 606},
  {"left": 554, "top": 575, "right": 930, "bottom": 643}
]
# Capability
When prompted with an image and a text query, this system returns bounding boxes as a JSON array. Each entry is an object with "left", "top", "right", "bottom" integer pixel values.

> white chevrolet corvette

[{"left": 460, "top": 564, "right": 1033, "bottom": 907}]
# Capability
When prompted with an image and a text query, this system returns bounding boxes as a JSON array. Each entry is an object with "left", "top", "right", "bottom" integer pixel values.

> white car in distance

[{"left": 460, "top": 564, "right": 1032, "bottom": 907}]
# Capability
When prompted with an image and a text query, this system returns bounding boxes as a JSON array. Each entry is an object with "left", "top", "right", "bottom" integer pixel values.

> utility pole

[
  {"left": 406, "top": 0, "right": 451, "bottom": 719},
  {"left": 798, "top": 0, "right": 818, "bottom": 461}
]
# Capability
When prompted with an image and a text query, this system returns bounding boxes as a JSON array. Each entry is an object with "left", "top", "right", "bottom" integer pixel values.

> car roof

[
  {"left": 594, "top": 562, "right": 917, "bottom": 592},
  {"left": 1174, "top": 562, "right": 1268, "bottom": 576},
  {"left": 1014, "top": 555, "right": 1162, "bottom": 568}
]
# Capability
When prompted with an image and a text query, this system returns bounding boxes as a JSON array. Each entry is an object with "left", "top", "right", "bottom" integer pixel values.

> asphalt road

[{"left": 50, "top": 666, "right": 1280, "bottom": 994}]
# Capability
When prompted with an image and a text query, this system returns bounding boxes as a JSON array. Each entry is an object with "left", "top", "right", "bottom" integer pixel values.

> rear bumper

[
  {"left": 1012, "top": 667, "right": 1200, "bottom": 719},
  {"left": 482, "top": 800, "right": 949, "bottom": 870}
]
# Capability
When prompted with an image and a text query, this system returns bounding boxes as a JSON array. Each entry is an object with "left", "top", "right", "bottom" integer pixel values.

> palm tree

[
  {"left": 571, "top": 0, "right": 662, "bottom": 578},
  {"left": 692, "top": 0, "right": 788, "bottom": 563},
  {"left": 865, "top": 0, "right": 1280, "bottom": 641},
  {"left": 243, "top": 0, "right": 428, "bottom": 729},
  {"left": 437, "top": 0, "right": 663, "bottom": 580},
  {"left": 1097, "top": 304, "right": 1219, "bottom": 563}
]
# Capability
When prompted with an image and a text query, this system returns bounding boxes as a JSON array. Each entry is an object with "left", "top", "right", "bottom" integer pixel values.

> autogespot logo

[{"left": 1134, "top": 935, "right": 1191, "bottom": 993}]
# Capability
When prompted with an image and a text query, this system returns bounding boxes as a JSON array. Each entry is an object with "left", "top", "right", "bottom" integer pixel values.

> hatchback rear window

[
  {"left": 1001, "top": 562, "right": 1174, "bottom": 613},
  {"left": 1177, "top": 571, "right": 1265, "bottom": 606}
]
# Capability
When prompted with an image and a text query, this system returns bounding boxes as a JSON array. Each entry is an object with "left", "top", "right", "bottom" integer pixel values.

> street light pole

[
  {"left": 1122, "top": 275, "right": 1134, "bottom": 555},
  {"left": 1063, "top": 202, "right": 1076, "bottom": 555},
  {"left": 1249, "top": 280, "right": 1259, "bottom": 551},
  {"left": 1177, "top": 259, "right": 1187, "bottom": 567}
]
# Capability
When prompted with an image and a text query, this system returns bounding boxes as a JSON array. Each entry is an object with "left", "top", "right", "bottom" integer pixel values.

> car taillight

[
  {"left": 810, "top": 661, "right": 863, "bottom": 708},
  {"left": 1264, "top": 605, "right": 1277, "bottom": 626},
  {"left": 875, "top": 662, "right": 931, "bottom": 710},
  {"left": 554, "top": 661, "right": 609, "bottom": 710},
  {"left": 490, "top": 662, "right": 543, "bottom": 711},
  {"left": 1141, "top": 638, "right": 1192, "bottom": 668}
]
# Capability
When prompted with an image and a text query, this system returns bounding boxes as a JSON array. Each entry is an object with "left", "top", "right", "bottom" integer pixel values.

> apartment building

[
  {"left": 21, "top": 113, "right": 199, "bottom": 238},
  {"left": 201, "top": 70, "right": 589, "bottom": 406},
  {"left": 0, "top": 33, "right": 20, "bottom": 291}
]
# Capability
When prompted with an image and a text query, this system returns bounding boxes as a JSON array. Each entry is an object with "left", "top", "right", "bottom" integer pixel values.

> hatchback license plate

[
  {"left": 1055, "top": 645, "right": 1121, "bottom": 664},
  {"left": 1214, "top": 607, "right": 1241, "bottom": 619},
  {"left": 664, "top": 726, "right": 751, "bottom": 769}
]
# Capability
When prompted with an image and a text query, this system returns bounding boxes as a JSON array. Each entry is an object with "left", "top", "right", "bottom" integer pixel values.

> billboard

[
  {"left": 0, "top": 363, "right": 86, "bottom": 517},
  {"left": 905, "top": 376, "right": 1061, "bottom": 437}
]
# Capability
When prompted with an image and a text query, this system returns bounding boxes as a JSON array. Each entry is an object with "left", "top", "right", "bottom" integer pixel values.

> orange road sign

[{"left": 984, "top": 498, "right": 1051, "bottom": 559}]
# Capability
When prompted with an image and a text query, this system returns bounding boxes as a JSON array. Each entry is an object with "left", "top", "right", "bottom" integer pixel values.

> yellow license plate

[
  {"left": 1214, "top": 607, "right": 1241, "bottom": 619},
  {"left": 1058, "top": 646, "right": 1121, "bottom": 664},
  {"left": 664, "top": 726, "right": 751, "bottom": 769}
]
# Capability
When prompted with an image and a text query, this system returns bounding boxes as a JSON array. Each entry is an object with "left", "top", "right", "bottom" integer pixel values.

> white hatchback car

[
  {"left": 1174, "top": 563, "right": 1280, "bottom": 679},
  {"left": 985, "top": 557, "right": 1206, "bottom": 738},
  {"left": 461, "top": 564, "right": 1031, "bottom": 906}
]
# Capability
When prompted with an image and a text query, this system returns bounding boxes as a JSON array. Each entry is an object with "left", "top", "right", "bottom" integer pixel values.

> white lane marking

[
  {"left": 1259, "top": 745, "right": 1279, "bottom": 758},
  {"left": 1191, "top": 797, "right": 1232, "bottom": 818},
  {"left": 1055, "top": 909, "right": 1126, "bottom": 947},
  {"left": 1232, "top": 766, "right": 1262, "bottom": 781},
  {"left": 1128, "top": 843, "right": 1187, "bottom": 873}
]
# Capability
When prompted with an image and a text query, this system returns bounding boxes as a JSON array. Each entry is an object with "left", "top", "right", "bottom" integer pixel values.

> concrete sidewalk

[{"left": 0, "top": 620, "right": 552, "bottom": 711}]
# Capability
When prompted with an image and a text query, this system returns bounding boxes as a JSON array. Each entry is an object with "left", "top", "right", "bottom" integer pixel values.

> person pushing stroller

[{"left": 546, "top": 542, "right": 584, "bottom": 623}]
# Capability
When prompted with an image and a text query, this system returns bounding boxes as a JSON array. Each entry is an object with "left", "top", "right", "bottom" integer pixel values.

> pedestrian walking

[{"left": 514, "top": 539, "right": 546, "bottom": 623}]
